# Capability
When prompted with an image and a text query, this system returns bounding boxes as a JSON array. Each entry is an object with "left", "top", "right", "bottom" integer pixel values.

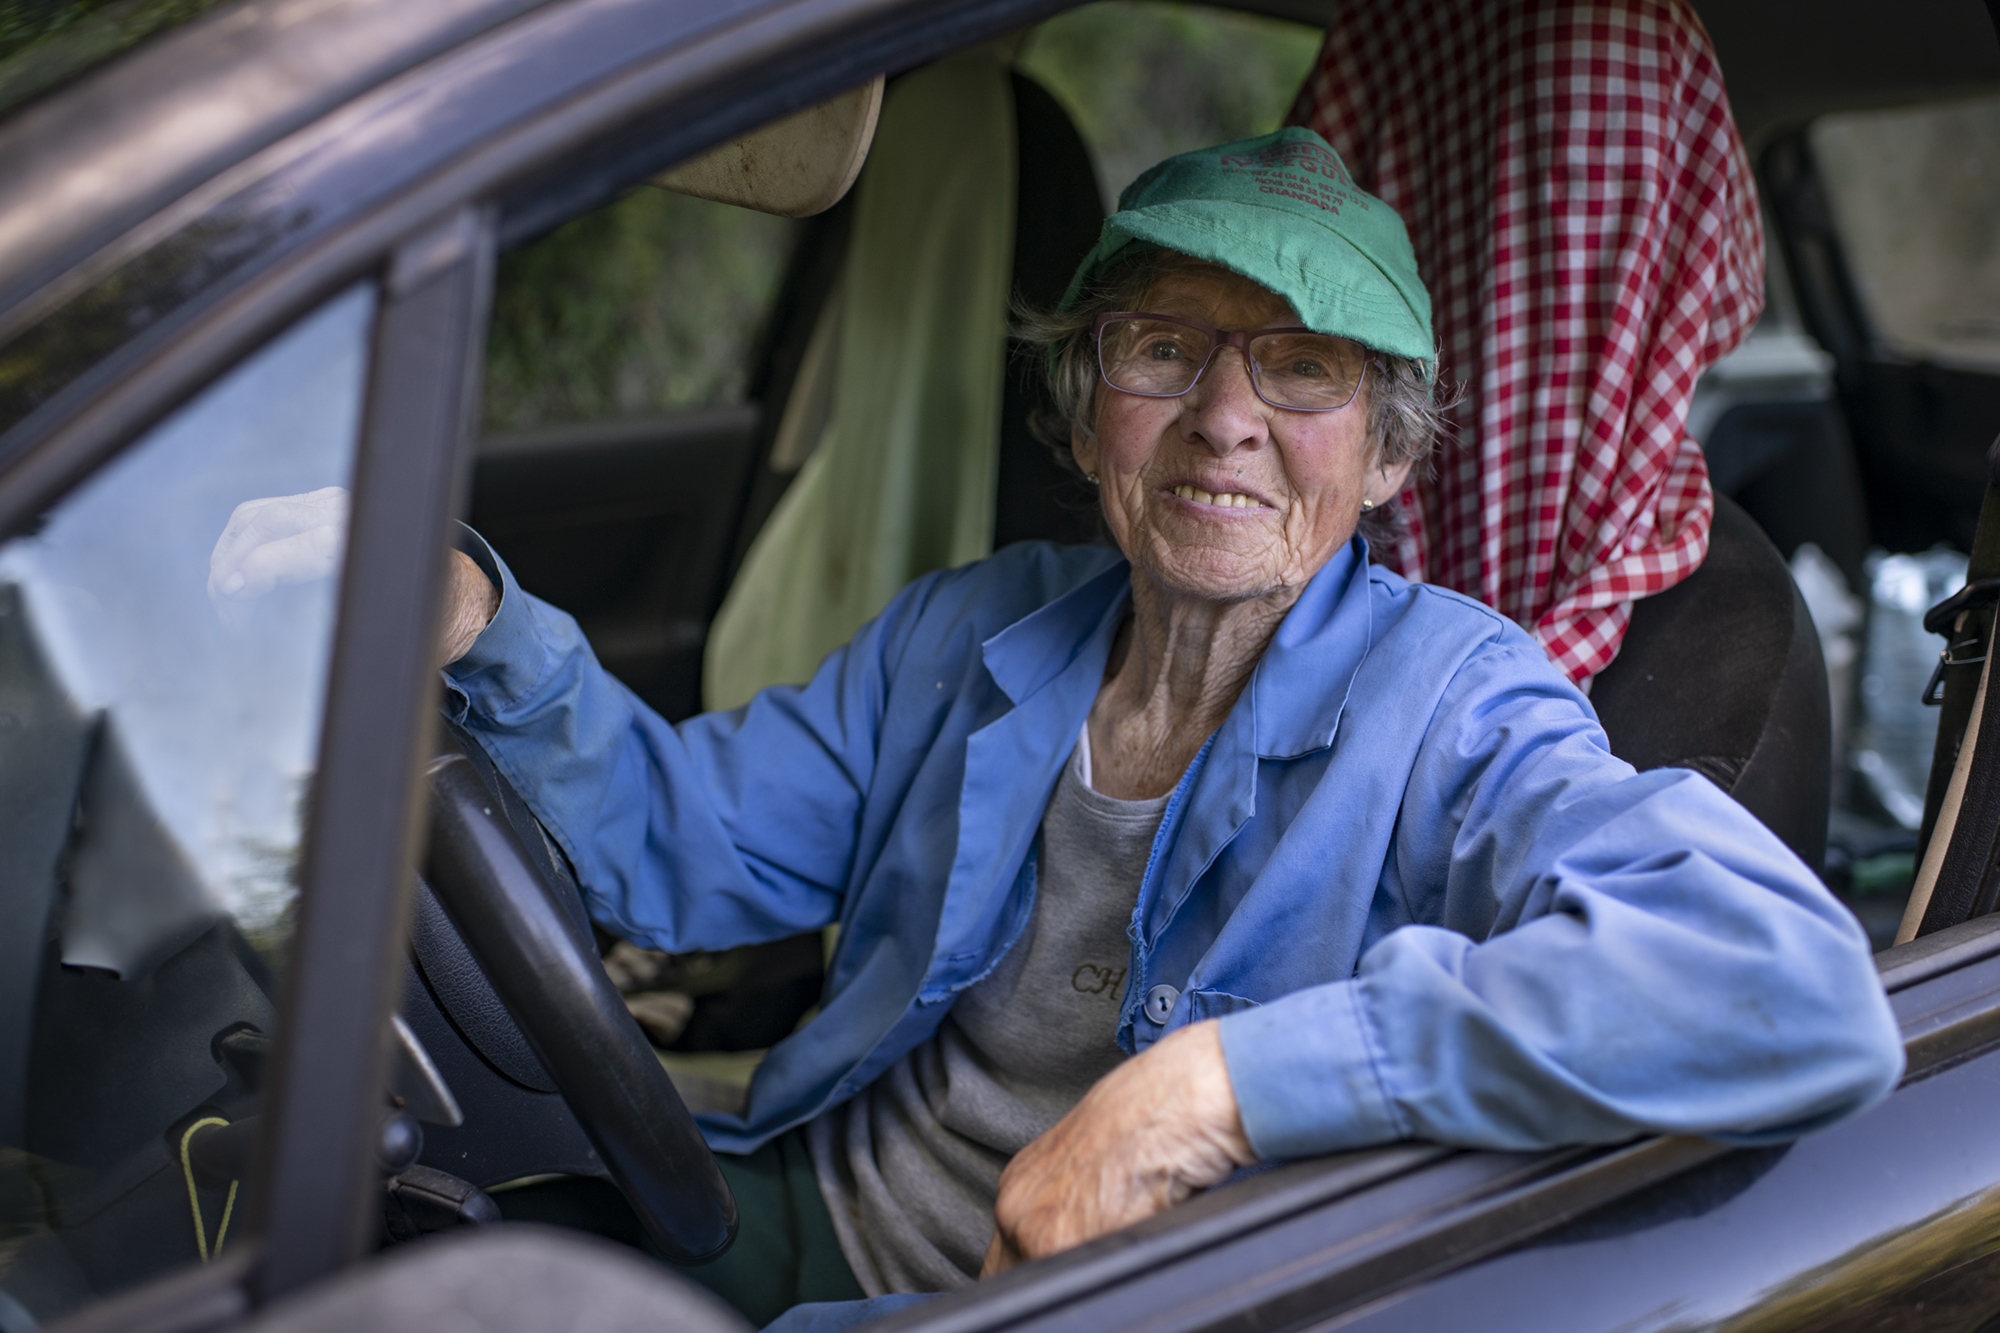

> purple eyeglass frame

[{"left": 1091, "top": 311, "right": 1380, "bottom": 412}]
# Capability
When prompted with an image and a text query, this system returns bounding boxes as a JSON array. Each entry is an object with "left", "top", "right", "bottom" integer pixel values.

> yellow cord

[
  {"left": 178, "top": 1117, "right": 240, "bottom": 1263},
  {"left": 215, "top": 1178, "right": 238, "bottom": 1256}
]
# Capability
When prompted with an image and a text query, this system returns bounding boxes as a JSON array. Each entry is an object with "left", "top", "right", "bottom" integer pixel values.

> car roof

[
  {"left": 0, "top": 0, "right": 549, "bottom": 313},
  {"left": 9, "top": 0, "right": 2000, "bottom": 275},
  {"left": 3, "top": 0, "right": 1996, "bottom": 309}
]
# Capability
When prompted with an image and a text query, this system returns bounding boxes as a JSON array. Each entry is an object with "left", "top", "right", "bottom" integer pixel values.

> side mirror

[{"left": 652, "top": 76, "right": 884, "bottom": 218}]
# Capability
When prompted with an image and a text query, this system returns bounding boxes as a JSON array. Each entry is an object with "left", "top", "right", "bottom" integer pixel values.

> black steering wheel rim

[{"left": 419, "top": 719, "right": 736, "bottom": 1264}]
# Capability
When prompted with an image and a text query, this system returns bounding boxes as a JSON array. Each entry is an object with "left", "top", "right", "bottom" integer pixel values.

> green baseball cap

[{"left": 1060, "top": 127, "right": 1435, "bottom": 372}]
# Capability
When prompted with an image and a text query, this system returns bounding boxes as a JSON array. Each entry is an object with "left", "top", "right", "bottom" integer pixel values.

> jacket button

[{"left": 1145, "top": 984, "right": 1179, "bottom": 1023}]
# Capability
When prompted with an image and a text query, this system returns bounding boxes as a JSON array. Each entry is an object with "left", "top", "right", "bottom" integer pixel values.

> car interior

[
  {"left": 2, "top": 0, "right": 2000, "bottom": 1327},
  {"left": 463, "top": 0, "right": 1989, "bottom": 1114}
]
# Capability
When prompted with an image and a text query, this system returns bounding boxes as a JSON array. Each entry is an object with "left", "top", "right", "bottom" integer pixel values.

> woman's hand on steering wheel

[
  {"left": 438, "top": 548, "right": 499, "bottom": 666},
  {"left": 207, "top": 487, "right": 497, "bottom": 665}
]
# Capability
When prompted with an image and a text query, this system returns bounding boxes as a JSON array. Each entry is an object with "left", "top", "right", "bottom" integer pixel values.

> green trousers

[{"left": 493, "top": 1127, "right": 864, "bottom": 1327}]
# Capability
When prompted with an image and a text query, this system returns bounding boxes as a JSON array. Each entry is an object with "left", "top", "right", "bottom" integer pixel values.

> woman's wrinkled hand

[
  {"left": 437, "top": 546, "right": 499, "bottom": 667},
  {"left": 981, "top": 1020, "right": 1255, "bottom": 1277}
]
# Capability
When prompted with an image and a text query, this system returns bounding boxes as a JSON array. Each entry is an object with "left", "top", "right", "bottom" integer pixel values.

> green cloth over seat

[{"left": 704, "top": 49, "right": 1018, "bottom": 709}]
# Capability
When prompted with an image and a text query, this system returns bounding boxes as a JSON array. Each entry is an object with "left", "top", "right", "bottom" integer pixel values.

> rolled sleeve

[
  {"left": 442, "top": 524, "right": 568, "bottom": 721},
  {"left": 1219, "top": 980, "right": 1407, "bottom": 1159}
]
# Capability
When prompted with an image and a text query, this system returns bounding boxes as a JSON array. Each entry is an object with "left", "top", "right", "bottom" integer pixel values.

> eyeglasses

[{"left": 1093, "top": 312, "right": 1376, "bottom": 412}]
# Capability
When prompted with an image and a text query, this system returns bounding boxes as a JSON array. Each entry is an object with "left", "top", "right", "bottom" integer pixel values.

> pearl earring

[
  {"left": 1359, "top": 498, "right": 1376, "bottom": 512},
  {"left": 1085, "top": 473, "right": 1100, "bottom": 486}
]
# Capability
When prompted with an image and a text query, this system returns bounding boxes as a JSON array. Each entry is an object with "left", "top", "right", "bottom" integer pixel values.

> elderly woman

[{"left": 418, "top": 129, "right": 1902, "bottom": 1320}]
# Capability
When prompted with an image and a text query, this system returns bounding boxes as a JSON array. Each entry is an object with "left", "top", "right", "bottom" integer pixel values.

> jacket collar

[
  {"left": 980, "top": 537, "right": 1375, "bottom": 760},
  {"left": 1250, "top": 537, "right": 1373, "bottom": 759},
  {"left": 980, "top": 557, "right": 1130, "bottom": 705}
]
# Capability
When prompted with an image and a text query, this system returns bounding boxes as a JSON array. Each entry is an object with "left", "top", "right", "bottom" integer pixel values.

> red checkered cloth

[{"left": 1288, "top": 0, "right": 1763, "bottom": 683}]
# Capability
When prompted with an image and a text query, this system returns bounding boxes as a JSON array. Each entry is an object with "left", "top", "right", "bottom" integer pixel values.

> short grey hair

[{"left": 1014, "top": 248, "right": 1452, "bottom": 550}]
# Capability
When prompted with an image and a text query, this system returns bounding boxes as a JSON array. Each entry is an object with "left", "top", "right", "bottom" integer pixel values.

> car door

[
  {"left": 0, "top": 278, "right": 380, "bottom": 1329},
  {"left": 0, "top": 0, "right": 1080, "bottom": 1326},
  {"left": 0, "top": 183, "right": 495, "bottom": 1333}
]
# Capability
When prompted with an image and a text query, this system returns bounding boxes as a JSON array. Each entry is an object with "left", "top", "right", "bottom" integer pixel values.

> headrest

[{"left": 652, "top": 77, "right": 884, "bottom": 218}]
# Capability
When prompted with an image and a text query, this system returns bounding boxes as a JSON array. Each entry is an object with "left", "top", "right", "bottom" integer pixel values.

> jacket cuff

[
  {"left": 1218, "top": 980, "right": 1408, "bottom": 1159},
  {"left": 441, "top": 524, "right": 553, "bottom": 720}
]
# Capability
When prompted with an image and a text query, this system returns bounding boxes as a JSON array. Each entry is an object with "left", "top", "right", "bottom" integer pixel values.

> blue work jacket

[{"left": 445, "top": 535, "right": 1904, "bottom": 1160}]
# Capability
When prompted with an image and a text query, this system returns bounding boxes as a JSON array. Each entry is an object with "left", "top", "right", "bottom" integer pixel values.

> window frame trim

[{"left": 243, "top": 205, "right": 496, "bottom": 1301}]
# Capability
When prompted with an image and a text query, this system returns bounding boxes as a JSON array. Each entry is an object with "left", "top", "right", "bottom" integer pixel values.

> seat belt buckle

[{"left": 1921, "top": 578, "right": 2000, "bottom": 705}]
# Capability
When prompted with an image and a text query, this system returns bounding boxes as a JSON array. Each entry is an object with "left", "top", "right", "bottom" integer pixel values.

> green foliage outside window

[
  {"left": 483, "top": 190, "right": 796, "bottom": 433},
  {"left": 1018, "top": 2, "right": 1322, "bottom": 205}
]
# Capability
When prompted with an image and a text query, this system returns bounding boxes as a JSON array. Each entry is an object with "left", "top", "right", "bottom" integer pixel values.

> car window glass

[
  {"left": 0, "top": 283, "right": 370, "bottom": 1322},
  {"left": 483, "top": 191, "right": 798, "bottom": 432},
  {"left": 1018, "top": 1, "right": 1322, "bottom": 207},
  {"left": 1812, "top": 94, "right": 2000, "bottom": 370}
]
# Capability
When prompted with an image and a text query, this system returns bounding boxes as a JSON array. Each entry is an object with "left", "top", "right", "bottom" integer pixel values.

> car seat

[
  {"left": 990, "top": 71, "right": 1105, "bottom": 550},
  {"left": 726, "top": 66, "right": 1104, "bottom": 589},
  {"left": 652, "top": 67, "right": 1105, "bottom": 1060},
  {"left": 1590, "top": 496, "right": 1832, "bottom": 869}
]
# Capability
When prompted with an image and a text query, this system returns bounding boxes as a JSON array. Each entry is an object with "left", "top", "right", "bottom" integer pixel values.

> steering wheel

[{"left": 419, "top": 722, "right": 736, "bottom": 1264}]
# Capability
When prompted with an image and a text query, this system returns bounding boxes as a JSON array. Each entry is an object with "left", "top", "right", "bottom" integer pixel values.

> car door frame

[{"left": 15, "top": 0, "right": 2000, "bottom": 1330}]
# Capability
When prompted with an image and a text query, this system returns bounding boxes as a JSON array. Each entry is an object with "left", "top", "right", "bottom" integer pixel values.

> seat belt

[
  {"left": 1901, "top": 435, "right": 2000, "bottom": 940},
  {"left": 1890, "top": 0, "right": 2000, "bottom": 939}
]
